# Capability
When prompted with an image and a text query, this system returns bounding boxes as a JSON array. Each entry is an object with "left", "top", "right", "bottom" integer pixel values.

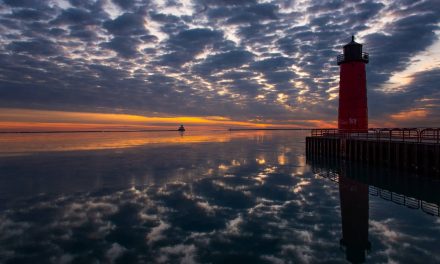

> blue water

[{"left": 0, "top": 131, "right": 439, "bottom": 263}]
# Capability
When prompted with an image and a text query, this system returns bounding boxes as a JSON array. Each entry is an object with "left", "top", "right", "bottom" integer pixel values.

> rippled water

[{"left": 0, "top": 131, "right": 439, "bottom": 263}]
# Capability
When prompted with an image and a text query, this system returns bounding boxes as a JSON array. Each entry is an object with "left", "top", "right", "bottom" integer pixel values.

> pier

[
  {"left": 306, "top": 128, "right": 440, "bottom": 176},
  {"left": 306, "top": 37, "right": 440, "bottom": 179}
]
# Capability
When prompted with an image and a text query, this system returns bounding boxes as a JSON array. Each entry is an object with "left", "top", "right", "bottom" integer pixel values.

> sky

[{"left": 0, "top": 0, "right": 439, "bottom": 131}]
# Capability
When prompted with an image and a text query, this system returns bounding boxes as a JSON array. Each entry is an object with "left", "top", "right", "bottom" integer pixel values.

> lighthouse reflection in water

[
  {"left": 307, "top": 151, "right": 440, "bottom": 264},
  {"left": 0, "top": 131, "right": 439, "bottom": 263},
  {"left": 339, "top": 167, "right": 370, "bottom": 263}
]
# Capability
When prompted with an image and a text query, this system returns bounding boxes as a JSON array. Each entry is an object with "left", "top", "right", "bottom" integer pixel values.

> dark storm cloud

[{"left": 0, "top": 0, "right": 439, "bottom": 125}]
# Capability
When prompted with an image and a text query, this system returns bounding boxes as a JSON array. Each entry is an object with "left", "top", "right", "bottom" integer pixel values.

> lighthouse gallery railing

[{"left": 337, "top": 52, "right": 369, "bottom": 64}]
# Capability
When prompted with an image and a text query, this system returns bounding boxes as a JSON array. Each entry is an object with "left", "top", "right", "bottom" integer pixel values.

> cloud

[
  {"left": 251, "top": 56, "right": 293, "bottom": 72},
  {"left": 0, "top": 0, "right": 439, "bottom": 126},
  {"left": 111, "top": 0, "right": 139, "bottom": 10},
  {"left": 102, "top": 36, "right": 142, "bottom": 57},
  {"left": 159, "top": 28, "right": 228, "bottom": 67},
  {"left": 366, "top": 11, "right": 440, "bottom": 87},
  {"left": 194, "top": 50, "right": 254, "bottom": 74},
  {"left": 369, "top": 68, "right": 440, "bottom": 125},
  {"left": 7, "top": 39, "right": 62, "bottom": 56},
  {"left": 106, "top": 243, "right": 127, "bottom": 262},
  {"left": 103, "top": 12, "right": 149, "bottom": 36},
  {"left": 8, "top": 8, "right": 52, "bottom": 21},
  {"left": 52, "top": 8, "right": 101, "bottom": 26},
  {"left": 226, "top": 3, "right": 279, "bottom": 24},
  {"left": 197, "top": 0, "right": 257, "bottom": 7},
  {"left": 3, "top": 0, "right": 48, "bottom": 8},
  {"left": 147, "top": 221, "right": 171, "bottom": 245}
]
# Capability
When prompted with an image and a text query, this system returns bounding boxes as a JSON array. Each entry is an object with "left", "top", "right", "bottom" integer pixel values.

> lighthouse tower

[{"left": 337, "top": 36, "right": 369, "bottom": 131}]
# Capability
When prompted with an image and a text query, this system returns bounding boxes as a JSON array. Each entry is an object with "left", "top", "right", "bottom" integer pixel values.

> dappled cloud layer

[{"left": 0, "top": 0, "right": 439, "bottom": 128}]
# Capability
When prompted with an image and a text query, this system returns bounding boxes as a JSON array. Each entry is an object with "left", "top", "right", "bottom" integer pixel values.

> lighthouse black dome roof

[
  {"left": 343, "top": 35, "right": 362, "bottom": 47},
  {"left": 337, "top": 35, "right": 369, "bottom": 65}
]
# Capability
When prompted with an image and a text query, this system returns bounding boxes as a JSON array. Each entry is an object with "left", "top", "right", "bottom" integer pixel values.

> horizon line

[{"left": 0, "top": 128, "right": 315, "bottom": 134}]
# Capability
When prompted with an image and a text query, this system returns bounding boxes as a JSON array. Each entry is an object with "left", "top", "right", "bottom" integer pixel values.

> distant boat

[{"left": 178, "top": 125, "right": 185, "bottom": 132}]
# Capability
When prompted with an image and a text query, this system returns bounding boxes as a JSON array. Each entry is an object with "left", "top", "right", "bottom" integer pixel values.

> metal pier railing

[{"left": 311, "top": 128, "right": 440, "bottom": 144}]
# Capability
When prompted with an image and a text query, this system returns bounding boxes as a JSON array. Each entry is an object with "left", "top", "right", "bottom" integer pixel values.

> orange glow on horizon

[
  {"left": 0, "top": 131, "right": 271, "bottom": 155},
  {"left": 0, "top": 108, "right": 332, "bottom": 132},
  {"left": 305, "top": 119, "right": 337, "bottom": 128},
  {"left": 0, "top": 108, "right": 266, "bottom": 131},
  {"left": 390, "top": 109, "right": 428, "bottom": 121},
  {"left": 0, "top": 121, "right": 160, "bottom": 132}
]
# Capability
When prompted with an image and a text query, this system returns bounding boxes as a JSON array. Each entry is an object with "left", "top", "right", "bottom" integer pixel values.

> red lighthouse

[{"left": 337, "top": 36, "right": 369, "bottom": 131}]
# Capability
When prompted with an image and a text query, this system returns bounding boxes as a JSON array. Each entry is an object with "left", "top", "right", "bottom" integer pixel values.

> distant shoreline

[
  {"left": 0, "top": 130, "right": 178, "bottom": 134},
  {"left": 0, "top": 128, "right": 312, "bottom": 134},
  {"left": 228, "top": 128, "right": 310, "bottom": 131}
]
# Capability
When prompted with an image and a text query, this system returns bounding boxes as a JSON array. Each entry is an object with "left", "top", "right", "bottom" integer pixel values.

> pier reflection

[{"left": 307, "top": 154, "right": 440, "bottom": 263}]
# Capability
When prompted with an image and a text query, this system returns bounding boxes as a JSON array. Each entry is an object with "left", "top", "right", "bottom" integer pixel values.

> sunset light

[{"left": 0, "top": 1, "right": 439, "bottom": 263}]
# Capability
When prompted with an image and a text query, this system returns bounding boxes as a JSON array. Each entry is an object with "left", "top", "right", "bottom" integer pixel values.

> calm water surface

[{"left": 0, "top": 131, "right": 439, "bottom": 263}]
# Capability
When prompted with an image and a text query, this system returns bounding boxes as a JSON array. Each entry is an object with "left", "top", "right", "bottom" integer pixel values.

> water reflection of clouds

[
  {"left": 0, "top": 172, "right": 437, "bottom": 263},
  {"left": 0, "top": 131, "right": 439, "bottom": 263},
  {"left": 368, "top": 218, "right": 440, "bottom": 263},
  {"left": 366, "top": 205, "right": 440, "bottom": 263},
  {"left": 0, "top": 132, "right": 335, "bottom": 262}
]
